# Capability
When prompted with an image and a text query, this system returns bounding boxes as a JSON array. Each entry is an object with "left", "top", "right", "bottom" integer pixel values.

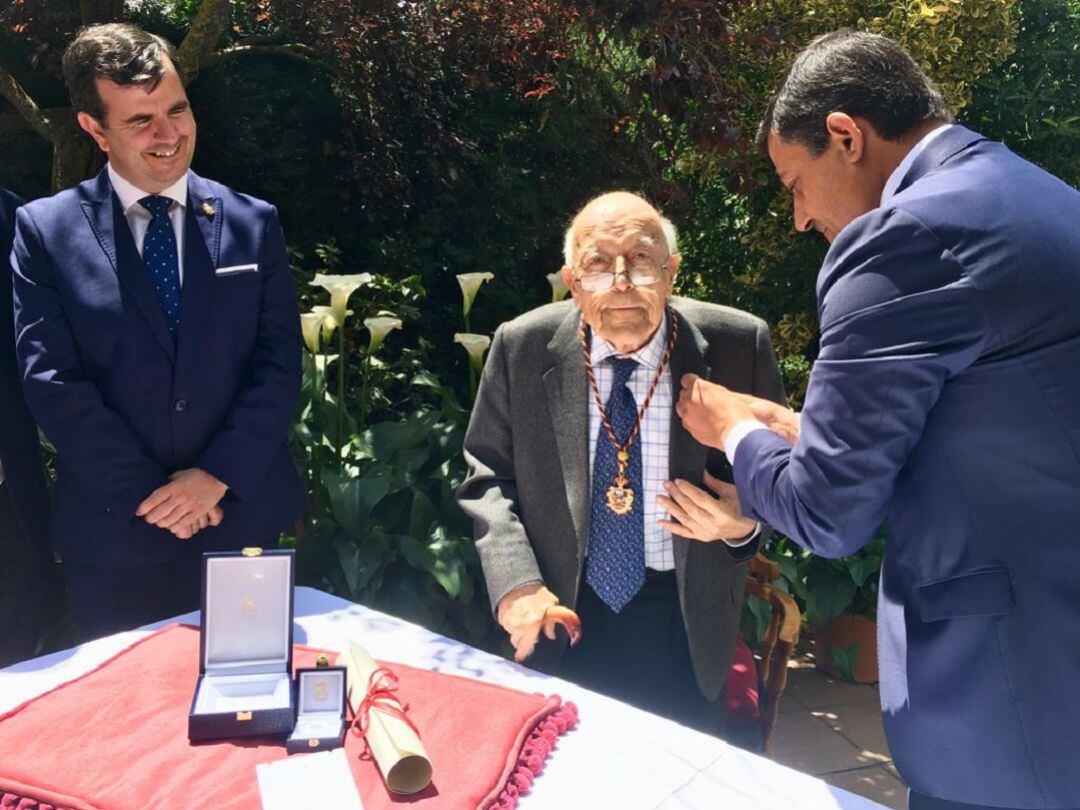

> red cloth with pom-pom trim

[{"left": 0, "top": 624, "right": 576, "bottom": 810}]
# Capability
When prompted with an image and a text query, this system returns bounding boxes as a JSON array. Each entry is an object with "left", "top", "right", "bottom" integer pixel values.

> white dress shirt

[
  {"left": 107, "top": 164, "right": 189, "bottom": 284},
  {"left": 589, "top": 316, "right": 759, "bottom": 567},
  {"left": 724, "top": 123, "right": 957, "bottom": 473},
  {"left": 588, "top": 315, "right": 677, "bottom": 570}
]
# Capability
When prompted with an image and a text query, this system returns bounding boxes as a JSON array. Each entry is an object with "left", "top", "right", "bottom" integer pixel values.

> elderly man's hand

[
  {"left": 137, "top": 468, "right": 228, "bottom": 531},
  {"left": 657, "top": 472, "right": 756, "bottom": 542},
  {"left": 735, "top": 392, "right": 800, "bottom": 444},
  {"left": 497, "top": 584, "right": 565, "bottom": 662},
  {"left": 675, "top": 374, "right": 755, "bottom": 450}
]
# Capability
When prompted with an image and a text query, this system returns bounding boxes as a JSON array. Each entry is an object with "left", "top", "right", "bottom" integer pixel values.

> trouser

[
  {"left": 558, "top": 568, "right": 730, "bottom": 739},
  {"left": 0, "top": 482, "right": 44, "bottom": 667},
  {"left": 63, "top": 541, "right": 204, "bottom": 642}
]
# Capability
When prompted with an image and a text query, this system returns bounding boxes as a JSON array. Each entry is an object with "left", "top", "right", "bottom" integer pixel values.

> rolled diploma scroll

[{"left": 336, "top": 641, "right": 433, "bottom": 794}]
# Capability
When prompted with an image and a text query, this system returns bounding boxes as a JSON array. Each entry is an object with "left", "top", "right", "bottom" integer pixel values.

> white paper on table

[{"left": 256, "top": 748, "right": 364, "bottom": 810}]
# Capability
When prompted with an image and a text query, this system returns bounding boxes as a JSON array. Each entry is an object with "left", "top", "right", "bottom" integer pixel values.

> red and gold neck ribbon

[{"left": 349, "top": 666, "right": 421, "bottom": 757}]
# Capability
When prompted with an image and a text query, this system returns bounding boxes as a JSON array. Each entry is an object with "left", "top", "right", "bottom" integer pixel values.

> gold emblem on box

[
  {"left": 308, "top": 738, "right": 320, "bottom": 748},
  {"left": 244, "top": 597, "right": 256, "bottom": 616},
  {"left": 237, "top": 711, "right": 252, "bottom": 721},
  {"left": 314, "top": 680, "right": 330, "bottom": 701}
]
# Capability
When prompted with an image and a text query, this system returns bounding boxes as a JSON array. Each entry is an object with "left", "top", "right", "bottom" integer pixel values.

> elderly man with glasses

[{"left": 457, "top": 191, "right": 786, "bottom": 739}]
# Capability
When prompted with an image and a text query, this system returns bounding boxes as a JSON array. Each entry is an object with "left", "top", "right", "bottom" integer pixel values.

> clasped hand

[{"left": 136, "top": 468, "right": 227, "bottom": 540}]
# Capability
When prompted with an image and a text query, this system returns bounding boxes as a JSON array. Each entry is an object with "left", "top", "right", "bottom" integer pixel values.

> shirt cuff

[
  {"left": 725, "top": 522, "right": 761, "bottom": 548},
  {"left": 724, "top": 419, "right": 769, "bottom": 465}
]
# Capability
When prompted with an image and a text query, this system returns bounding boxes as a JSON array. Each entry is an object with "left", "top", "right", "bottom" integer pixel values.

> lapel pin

[{"left": 201, "top": 200, "right": 216, "bottom": 217}]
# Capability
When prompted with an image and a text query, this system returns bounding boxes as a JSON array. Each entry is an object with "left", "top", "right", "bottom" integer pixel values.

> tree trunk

[{"left": 52, "top": 129, "right": 100, "bottom": 192}]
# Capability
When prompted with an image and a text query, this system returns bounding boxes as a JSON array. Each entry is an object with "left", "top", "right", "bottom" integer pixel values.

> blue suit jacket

[
  {"left": 1, "top": 189, "right": 50, "bottom": 550},
  {"left": 735, "top": 127, "right": 1080, "bottom": 807},
  {"left": 11, "top": 168, "right": 305, "bottom": 567}
]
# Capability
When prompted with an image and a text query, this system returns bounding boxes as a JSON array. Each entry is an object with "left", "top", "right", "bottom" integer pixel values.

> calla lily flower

[
  {"left": 300, "top": 312, "right": 323, "bottom": 354},
  {"left": 454, "top": 332, "right": 491, "bottom": 370},
  {"left": 310, "top": 272, "right": 373, "bottom": 325},
  {"left": 364, "top": 315, "right": 403, "bottom": 353},
  {"left": 456, "top": 272, "right": 494, "bottom": 318},
  {"left": 546, "top": 272, "right": 570, "bottom": 302},
  {"left": 312, "top": 305, "right": 352, "bottom": 342}
]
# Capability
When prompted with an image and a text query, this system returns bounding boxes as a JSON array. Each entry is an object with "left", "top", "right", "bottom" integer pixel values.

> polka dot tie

[
  {"left": 139, "top": 195, "right": 180, "bottom": 339},
  {"left": 585, "top": 357, "right": 645, "bottom": 613}
]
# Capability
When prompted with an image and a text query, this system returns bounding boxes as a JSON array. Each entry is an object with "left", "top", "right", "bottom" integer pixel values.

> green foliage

[
  {"left": 770, "top": 532, "right": 887, "bottom": 626},
  {"left": 828, "top": 642, "right": 861, "bottom": 683},
  {"left": 965, "top": 0, "right": 1080, "bottom": 187}
]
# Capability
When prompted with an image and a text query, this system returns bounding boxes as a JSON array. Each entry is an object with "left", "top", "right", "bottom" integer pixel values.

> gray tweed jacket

[{"left": 456, "top": 297, "right": 786, "bottom": 699}]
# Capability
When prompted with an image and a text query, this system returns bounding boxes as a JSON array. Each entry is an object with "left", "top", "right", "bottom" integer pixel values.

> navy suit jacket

[
  {"left": 736, "top": 127, "right": 1080, "bottom": 807},
  {"left": 1, "top": 189, "right": 50, "bottom": 550},
  {"left": 11, "top": 168, "right": 305, "bottom": 567}
]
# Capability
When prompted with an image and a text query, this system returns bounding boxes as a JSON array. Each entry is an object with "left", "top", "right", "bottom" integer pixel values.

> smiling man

[
  {"left": 457, "top": 191, "right": 786, "bottom": 739},
  {"left": 10, "top": 24, "right": 305, "bottom": 640},
  {"left": 676, "top": 30, "right": 1080, "bottom": 810}
]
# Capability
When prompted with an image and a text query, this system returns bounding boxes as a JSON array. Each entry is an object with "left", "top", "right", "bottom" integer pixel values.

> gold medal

[{"left": 581, "top": 315, "right": 679, "bottom": 517}]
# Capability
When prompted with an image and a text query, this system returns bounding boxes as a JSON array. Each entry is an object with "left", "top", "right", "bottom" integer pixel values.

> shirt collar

[
  {"left": 880, "top": 123, "right": 952, "bottom": 205},
  {"left": 108, "top": 163, "right": 189, "bottom": 215},
  {"left": 590, "top": 312, "right": 669, "bottom": 372}
]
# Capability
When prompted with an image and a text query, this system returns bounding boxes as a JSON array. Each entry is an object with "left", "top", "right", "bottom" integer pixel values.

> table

[{"left": 0, "top": 587, "right": 886, "bottom": 809}]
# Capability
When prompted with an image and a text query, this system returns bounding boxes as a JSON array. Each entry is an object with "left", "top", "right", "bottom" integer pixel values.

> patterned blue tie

[
  {"left": 139, "top": 195, "right": 181, "bottom": 338},
  {"left": 586, "top": 356, "right": 645, "bottom": 612}
]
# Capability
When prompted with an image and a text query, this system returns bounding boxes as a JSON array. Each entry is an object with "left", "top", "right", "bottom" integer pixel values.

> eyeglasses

[{"left": 574, "top": 252, "right": 669, "bottom": 292}]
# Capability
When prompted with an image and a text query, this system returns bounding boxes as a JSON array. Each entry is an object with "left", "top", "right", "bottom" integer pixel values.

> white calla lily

[
  {"left": 310, "top": 272, "right": 373, "bottom": 325},
  {"left": 454, "top": 332, "right": 491, "bottom": 367},
  {"left": 311, "top": 305, "right": 352, "bottom": 342},
  {"left": 546, "top": 272, "right": 570, "bottom": 302},
  {"left": 364, "top": 315, "right": 404, "bottom": 354},
  {"left": 300, "top": 312, "right": 323, "bottom": 354},
  {"left": 456, "top": 272, "right": 494, "bottom": 318}
]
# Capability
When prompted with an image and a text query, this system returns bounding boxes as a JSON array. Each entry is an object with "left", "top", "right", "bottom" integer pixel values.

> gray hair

[
  {"left": 563, "top": 216, "right": 678, "bottom": 267},
  {"left": 62, "top": 23, "right": 182, "bottom": 123}
]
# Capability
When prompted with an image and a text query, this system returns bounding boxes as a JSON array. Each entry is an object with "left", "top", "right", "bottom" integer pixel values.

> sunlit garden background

[{"left": 3, "top": 0, "right": 1078, "bottom": 671}]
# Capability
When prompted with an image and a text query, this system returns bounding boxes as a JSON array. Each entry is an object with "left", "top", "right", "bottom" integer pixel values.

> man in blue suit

[
  {"left": 11, "top": 24, "right": 305, "bottom": 639},
  {"left": 677, "top": 30, "right": 1080, "bottom": 810},
  {"left": 1, "top": 188, "right": 52, "bottom": 667}
]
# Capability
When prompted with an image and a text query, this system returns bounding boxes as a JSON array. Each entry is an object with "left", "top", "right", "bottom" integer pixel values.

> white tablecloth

[{"left": 0, "top": 587, "right": 885, "bottom": 810}]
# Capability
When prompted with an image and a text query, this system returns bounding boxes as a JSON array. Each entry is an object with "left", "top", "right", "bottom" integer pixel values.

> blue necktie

[
  {"left": 586, "top": 356, "right": 645, "bottom": 613},
  {"left": 139, "top": 195, "right": 181, "bottom": 338}
]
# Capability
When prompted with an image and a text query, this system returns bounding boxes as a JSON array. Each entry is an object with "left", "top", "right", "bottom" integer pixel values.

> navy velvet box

[
  {"left": 187, "top": 548, "right": 296, "bottom": 743},
  {"left": 285, "top": 666, "right": 348, "bottom": 754}
]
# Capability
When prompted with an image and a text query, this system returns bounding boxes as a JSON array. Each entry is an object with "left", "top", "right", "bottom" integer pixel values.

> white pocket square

[{"left": 215, "top": 263, "right": 259, "bottom": 276}]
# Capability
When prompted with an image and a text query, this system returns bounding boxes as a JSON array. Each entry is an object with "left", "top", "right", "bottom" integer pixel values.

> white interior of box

[
  {"left": 289, "top": 715, "right": 346, "bottom": 741},
  {"left": 193, "top": 671, "right": 293, "bottom": 715},
  {"left": 297, "top": 670, "right": 345, "bottom": 715},
  {"left": 202, "top": 554, "right": 292, "bottom": 676}
]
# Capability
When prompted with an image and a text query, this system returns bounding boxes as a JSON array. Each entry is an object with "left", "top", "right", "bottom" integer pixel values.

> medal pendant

[{"left": 606, "top": 474, "right": 634, "bottom": 515}]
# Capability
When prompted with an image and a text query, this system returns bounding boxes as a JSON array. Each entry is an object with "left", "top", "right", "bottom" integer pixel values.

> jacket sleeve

[
  {"left": 196, "top": 205, "right": 302, "bottom": 499},
  {"left": 12, "top": 206, "right": 169, "bottom": 518},
  {"left": 734, "top": 208, "right": 988, "bottom": 558},
  {"left": 455, "top": 323, "right": 544, "bottom": 614}
]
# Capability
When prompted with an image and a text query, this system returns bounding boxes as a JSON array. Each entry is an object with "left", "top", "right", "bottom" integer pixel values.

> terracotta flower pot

[{"left": 813, "top": 613, "right": 878, "bottom": 684}]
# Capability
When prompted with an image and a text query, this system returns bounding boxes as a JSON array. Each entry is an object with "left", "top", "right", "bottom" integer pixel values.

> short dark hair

[
  {"left": 62, "top": 23, "right": 182, "bottom": 123},
  {"left": 757, "top": 29, "right": 952, "bottom": 155}
]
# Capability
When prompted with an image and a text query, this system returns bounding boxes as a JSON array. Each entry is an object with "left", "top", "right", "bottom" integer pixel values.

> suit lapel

[
  {"left": 543, "top": 308, "right": 591, "bottom": 561},
  {"left": 81, "top": 168, "right": 175, "bottom": 362},
  {"left": 666, "top": 305, "right": 711, "bottom": 578},
  {"left": 175, "top": 173, "right": 221, "bottom": 378}
]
